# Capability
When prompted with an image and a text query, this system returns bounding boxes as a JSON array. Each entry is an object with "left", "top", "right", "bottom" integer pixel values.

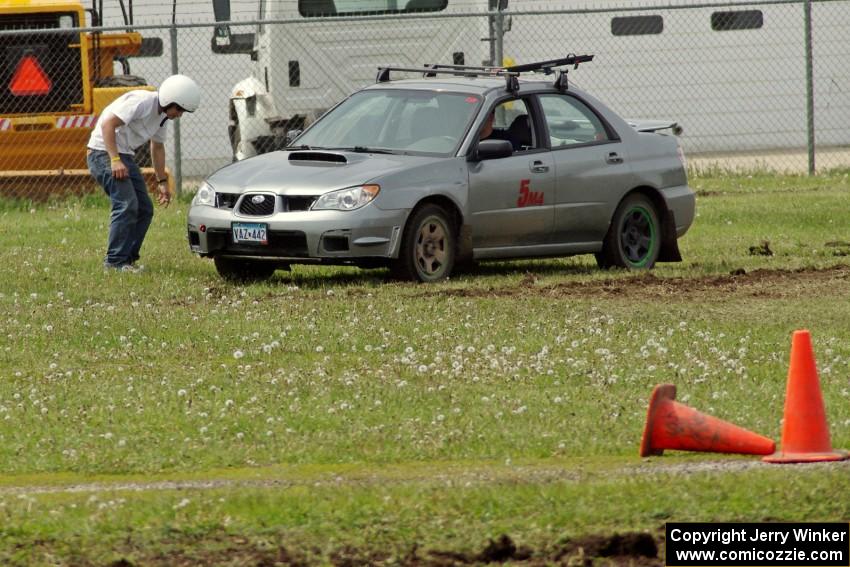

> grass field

[{"left": 1, "top": 171, "right": 849, "bottom": 565}]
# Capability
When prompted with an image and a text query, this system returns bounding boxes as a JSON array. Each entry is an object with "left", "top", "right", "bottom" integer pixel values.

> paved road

[{"left": 689, "top": 146, "right": 850, "bottom": 174}]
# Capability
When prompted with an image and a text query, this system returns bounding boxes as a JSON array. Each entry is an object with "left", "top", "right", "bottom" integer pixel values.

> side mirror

[{"left": 471, "top": 139, "right": 513, "bottom": 161}]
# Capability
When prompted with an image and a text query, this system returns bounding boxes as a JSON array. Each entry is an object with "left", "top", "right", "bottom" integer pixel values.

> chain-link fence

[{"left": 1, "top": 0, "right": 849, "bottom": 201}]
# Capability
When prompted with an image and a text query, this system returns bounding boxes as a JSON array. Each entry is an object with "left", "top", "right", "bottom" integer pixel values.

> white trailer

[
  {"left": 212, "top": 0, "right": 503, "bottom": 159},
  {"left": 210, "top": 0, "right": 850, "bottom": 159}
]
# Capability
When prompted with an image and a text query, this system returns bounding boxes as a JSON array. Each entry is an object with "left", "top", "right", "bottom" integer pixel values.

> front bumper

[{"left": 187, "top": 204, "right": 409, "bottom": 262}]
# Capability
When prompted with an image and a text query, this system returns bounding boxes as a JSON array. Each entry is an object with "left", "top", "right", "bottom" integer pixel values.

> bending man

[{"left": 87, "top": 74, "right": 200, "bottom": 272}]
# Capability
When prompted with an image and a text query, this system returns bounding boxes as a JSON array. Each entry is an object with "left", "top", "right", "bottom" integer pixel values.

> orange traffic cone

[
  {"left": 640, "top": 384, "right": 775, "bottom": 457},
  {"left": 763, "top": 330, "right": 848, "bottom": 463}
]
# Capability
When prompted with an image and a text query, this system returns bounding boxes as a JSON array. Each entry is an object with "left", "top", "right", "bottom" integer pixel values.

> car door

[
  {"left": 467, "top": 98, "right": 555, "bottom": 250},
  {"left": 538, "top": 93, "right": 636, "bottom": 245}
]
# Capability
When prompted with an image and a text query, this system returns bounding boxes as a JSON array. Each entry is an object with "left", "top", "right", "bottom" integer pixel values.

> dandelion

[
  {"left": 177, "top": 389, "right": 187, "bottom": 397},
  {"left": 174, "top": 498, "right": 190, "bottom": 510},
  {"left": 233, "top": 349, "right": 244, "bottom": 359}
]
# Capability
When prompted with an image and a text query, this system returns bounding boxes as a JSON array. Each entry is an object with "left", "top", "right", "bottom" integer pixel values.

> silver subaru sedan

[{"left": 188, "top": 57, "right": 695, "bottom": 282}]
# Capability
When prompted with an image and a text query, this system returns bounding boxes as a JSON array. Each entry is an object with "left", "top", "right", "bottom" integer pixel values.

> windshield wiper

[
  {"left": 284, "top": 145, "right": 322, "bottom": 151},
  {"left": 328, "top": 146, "right": 399, "bottom": 155}
]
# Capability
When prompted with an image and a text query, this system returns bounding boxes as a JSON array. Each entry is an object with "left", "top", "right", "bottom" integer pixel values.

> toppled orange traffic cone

[
  {"left": 763, "top": 330, "right": 848, "bottom": 464},
  {"left": 640, "top": 384, "right": 775, "bottom": 457}
]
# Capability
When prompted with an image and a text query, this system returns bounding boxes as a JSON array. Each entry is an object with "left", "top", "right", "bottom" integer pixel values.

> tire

[
  {"left": 391, "top": 204, "right": 456, "bottom": 282},
  {"left": 95, "top": 74, "right": 148, "bottom": 88},
  {"left": 596, "top": 194, "right": 661, "bottom": 270},
  {"left": 214, "top": 257, "right": 277, "bottom": 282}
]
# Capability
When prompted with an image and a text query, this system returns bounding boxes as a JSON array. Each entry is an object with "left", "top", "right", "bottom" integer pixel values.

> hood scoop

[{"left": 288, "top": 151, "right": 348, "bottom": 164}]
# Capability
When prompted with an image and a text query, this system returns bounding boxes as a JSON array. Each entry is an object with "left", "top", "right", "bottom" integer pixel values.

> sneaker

[{"left": 104, "top": 263, "right": 142, "bottom": 274}]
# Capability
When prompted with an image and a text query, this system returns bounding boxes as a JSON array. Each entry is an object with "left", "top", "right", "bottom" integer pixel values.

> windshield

[{"left": 294, "top": 89, "right": 482, "bottom": 155}]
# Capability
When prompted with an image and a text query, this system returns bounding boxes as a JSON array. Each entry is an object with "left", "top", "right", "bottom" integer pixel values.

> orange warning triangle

[{"left": 10, "top": 54, "right": 52, "bottom": 96}]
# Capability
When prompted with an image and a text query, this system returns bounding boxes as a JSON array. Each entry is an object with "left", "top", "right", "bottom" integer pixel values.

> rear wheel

[
  {"left": 596, "top": 194, "right": 661, "bottom": 270},
  {"left": 391, "top": 204, "right": 456, "bottom": 282},
  {"left": 214, "top": 257, "right": 278, "bottom": 282}
]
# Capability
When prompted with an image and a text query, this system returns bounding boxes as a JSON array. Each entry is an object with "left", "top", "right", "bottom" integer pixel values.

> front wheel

[
  {"left": 391, "top": 204, "right": 456, "bottom": 282},
  {"left": 214, "top": 257, "right": 277, "bottom": 282},
  {"left": 596, "top": 194, "right": 661, "bottom": 270}
]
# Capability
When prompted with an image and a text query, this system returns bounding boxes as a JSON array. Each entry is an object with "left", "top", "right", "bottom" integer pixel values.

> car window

[
  {"left": 480, "top": 98, "right": 537, "bottom": 152},
  {"left": 538, "top": 94, "right": 609, "bottom": 147},
  {"left": 296, "top": 89, "right": 482, "bottom": 155}
]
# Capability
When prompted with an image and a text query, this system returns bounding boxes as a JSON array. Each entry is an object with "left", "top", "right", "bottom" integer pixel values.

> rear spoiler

[{"left": 627, "top": 120, "right": 683, "bottom": 135}]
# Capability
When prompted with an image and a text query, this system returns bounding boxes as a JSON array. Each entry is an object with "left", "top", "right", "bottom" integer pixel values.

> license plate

[{"left": 232, "top": 222, "right": 268, "bottom": 245}]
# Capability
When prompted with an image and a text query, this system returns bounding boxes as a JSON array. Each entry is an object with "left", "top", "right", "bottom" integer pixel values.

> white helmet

[{"left": 158, "top": 74, "right": 200, "bottom": 113}]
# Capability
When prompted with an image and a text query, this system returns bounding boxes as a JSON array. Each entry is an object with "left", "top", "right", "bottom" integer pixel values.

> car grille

[
  {"left": 205, "top": 229, "right": 309, "bottom": 257},
  {"left": 238, "top": 194, "right": 276, "bottom": 216},
  {"left": 215, "top": 193, "right": 318, "bottom": 216},
  {"left": 285, "top": 196, "right": 317, "bottom": 211},
  {"left": 215, "top": 193, "right": 317, "bottom": 213},
  {"left": 216, "top": 193, "right": 238, "bottom": 209}
]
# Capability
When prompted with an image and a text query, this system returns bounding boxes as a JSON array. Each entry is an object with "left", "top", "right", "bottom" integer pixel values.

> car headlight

[
  {"left": 192, "top": 182, "right": 216, "bottom": 207},
  {"left": 312, "top": 185, "right": 380, "bottom": 211}
]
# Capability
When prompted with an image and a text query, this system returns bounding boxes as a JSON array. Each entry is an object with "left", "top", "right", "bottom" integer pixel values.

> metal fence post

[
  {"left": 804, "top": 0, "right": 815, "bottom": 175},
  {"left": 169, "top": 23, "right": 183, "bottom": 194},
  {"left": 494, "top": 3, "right": 504, "bottom": 68}
]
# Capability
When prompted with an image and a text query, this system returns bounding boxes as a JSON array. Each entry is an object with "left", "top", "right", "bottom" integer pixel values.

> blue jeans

[{"left": 87, "top": 150, "right": 154, "bottom": 267}]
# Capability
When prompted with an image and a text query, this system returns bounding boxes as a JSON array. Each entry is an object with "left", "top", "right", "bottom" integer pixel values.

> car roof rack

[{"left": 375, "top": 54, "right": 593, "bottom": 95}]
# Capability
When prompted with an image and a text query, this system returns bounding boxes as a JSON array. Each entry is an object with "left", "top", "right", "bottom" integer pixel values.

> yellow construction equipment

[{"left": 0, "top": 0, "right": 166, "bottom": 200}]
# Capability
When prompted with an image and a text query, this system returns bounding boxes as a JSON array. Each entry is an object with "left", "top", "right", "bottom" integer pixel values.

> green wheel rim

[{"left": 620, "top": 206, "right": 656, "bottom": 267}]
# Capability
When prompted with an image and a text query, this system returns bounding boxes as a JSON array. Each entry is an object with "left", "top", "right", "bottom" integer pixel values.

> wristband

[{"left": 110, "top": 156, "right": 121, "bottom": 162}]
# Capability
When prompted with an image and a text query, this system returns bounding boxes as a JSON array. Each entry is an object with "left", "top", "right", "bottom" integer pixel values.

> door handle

[
  {"left": 606, "top": 152, "right": 624, "bottom": 164},
  {"left": 530, "top": 160, "right": 549, "bottom": 173}
]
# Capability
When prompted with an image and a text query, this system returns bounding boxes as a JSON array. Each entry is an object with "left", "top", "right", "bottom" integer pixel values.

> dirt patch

[
  {"left": 423, "top": 265, "right": 850, "bottom": 301},
  {"left": 99, "top": 532, "right": 661, "bottom": 566}
]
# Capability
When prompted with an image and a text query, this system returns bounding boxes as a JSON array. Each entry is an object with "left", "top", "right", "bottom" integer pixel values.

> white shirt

[{"left": 87, "top": 90, "right": 167, "bottom": 154}]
